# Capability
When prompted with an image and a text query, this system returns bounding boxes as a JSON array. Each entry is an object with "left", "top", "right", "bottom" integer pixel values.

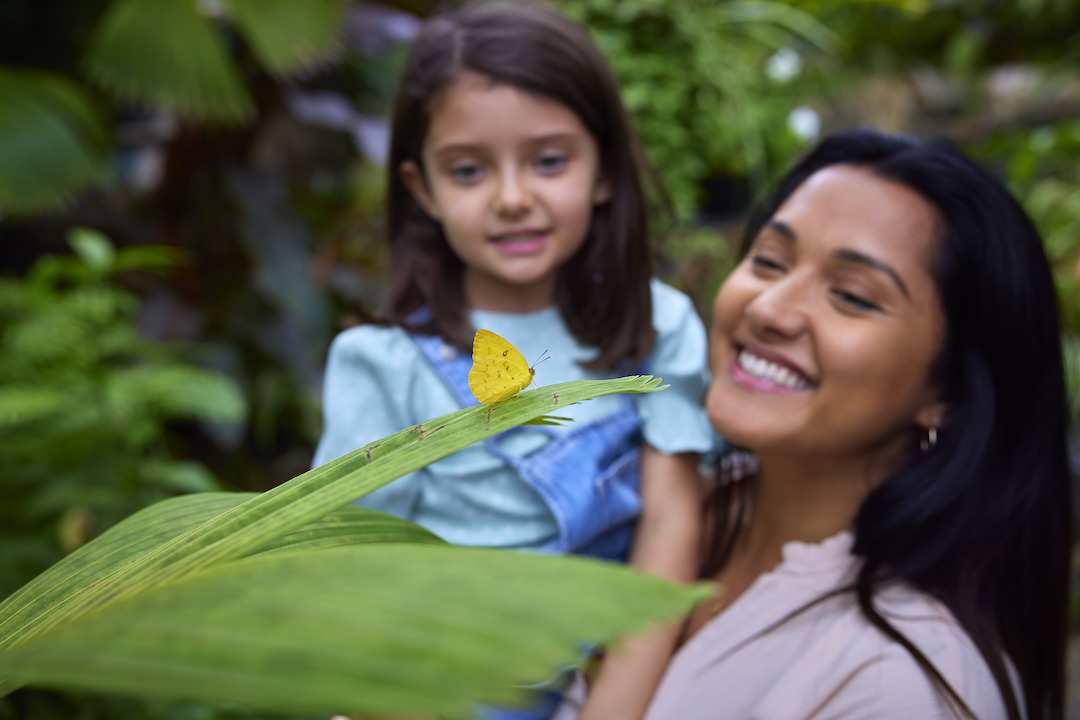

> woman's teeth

[{"left": 738, "top": 349, "right": 811, "bottom": 390}]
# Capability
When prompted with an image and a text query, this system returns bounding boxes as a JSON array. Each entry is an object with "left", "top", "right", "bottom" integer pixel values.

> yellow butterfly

[{"left": 468, "top": 329, "right": 544, "bottom": 405}]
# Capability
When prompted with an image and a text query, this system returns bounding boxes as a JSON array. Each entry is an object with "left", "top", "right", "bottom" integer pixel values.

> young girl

[
  {"left": 312, "top": 3, "right": 713, "bottom": 718},
  {"left": 558, "top": 129, "right": 1071, "bottom": 718}
]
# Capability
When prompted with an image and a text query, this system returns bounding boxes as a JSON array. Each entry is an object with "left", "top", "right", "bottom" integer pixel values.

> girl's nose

[
  {"left": 745, "top": 279, "right": 809, "bottom": 341},
  {"left": 494, "top": 170, "right": 533, "bottom": 216}
]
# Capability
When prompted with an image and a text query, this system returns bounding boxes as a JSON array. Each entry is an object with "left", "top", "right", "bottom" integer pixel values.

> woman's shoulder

[
  {"left": 814, "top": 582, "right": 1007, "bottom": 718},
  {"left": 873, "top": 585, "right": 1003, "bottom": 691}
]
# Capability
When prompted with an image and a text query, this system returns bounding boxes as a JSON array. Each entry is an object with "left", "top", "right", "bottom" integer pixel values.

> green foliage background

[
  {"left": 0, "top": 0, "right": 1078, "bottom": 716},
  {"left": 0, "top": 230, "right": 245, "bottom": 598}
]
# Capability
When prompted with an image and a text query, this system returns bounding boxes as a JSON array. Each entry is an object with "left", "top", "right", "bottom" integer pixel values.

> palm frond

[
  {"left": 0, "top": 68, "right": 111, "bottom": 216},
  {"left": 225, "top": 0, "right": 346, "bottom": 75},
  {"left": 84, "top": 0, "right": 251, "bottom": 123}
]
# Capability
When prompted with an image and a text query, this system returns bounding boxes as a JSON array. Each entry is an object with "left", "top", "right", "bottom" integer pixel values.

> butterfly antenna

[{"left": 532, "top": 350, "right": 551, "bottom": 369}]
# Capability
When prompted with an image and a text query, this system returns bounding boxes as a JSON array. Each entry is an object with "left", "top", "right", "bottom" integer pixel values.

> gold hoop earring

[{"left": 920, "top": 426, "right": 938, "bottom": 453}]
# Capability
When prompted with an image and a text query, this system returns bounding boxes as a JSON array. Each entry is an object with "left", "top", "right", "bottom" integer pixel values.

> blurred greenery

[
  {"left": 0, "top": 0, "right": 1078, "bottom": 716},
  {"left": 558, "top": 0, "right": 839, "bottom": 217},
  {"left": 0, "top": 228, "right": 245, "bottom": 598}
]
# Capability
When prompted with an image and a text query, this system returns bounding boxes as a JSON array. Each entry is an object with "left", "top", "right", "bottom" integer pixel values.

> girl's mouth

[
  {"left": 733, "top": 348, "right": 813, "bottom": 392},
  {"left": 491, "top": 230, "right": 548, "bottom": 254}
]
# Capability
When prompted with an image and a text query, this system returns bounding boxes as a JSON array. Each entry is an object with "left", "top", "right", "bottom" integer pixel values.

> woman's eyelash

[
  {"left": 831, "top": 289, "right": 881, "bottom": 311},
  {"left": 750, "top": 255, "right": 784, "bottom": 271}
]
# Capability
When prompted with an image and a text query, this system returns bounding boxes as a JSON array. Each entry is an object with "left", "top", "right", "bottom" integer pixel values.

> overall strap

[{"left": 406, "top": 310, "right": 644, "bottom": 562}]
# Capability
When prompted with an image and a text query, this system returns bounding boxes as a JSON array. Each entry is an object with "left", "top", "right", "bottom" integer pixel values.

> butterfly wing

[{"left": 469, "top": 329, "right": 535, "bottom": 405}]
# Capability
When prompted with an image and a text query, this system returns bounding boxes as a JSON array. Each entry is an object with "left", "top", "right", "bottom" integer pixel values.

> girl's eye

[
  {"left": 449, "top": 164, "right": 484, "bottom": 183},
  {"left": 831, "top": 289, "right": 882, "bottom": 312},
  {"left": 535, "top": 154, "right": 567, "bottom": 173}
]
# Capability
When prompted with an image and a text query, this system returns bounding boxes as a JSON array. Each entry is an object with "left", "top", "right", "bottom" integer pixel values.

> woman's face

[{"left": 706, "top": 165, "right": 947, "bottom": 470}]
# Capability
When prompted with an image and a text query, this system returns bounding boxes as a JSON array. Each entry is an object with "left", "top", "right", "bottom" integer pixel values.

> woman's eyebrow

[
  {"left": 766, "top": 219, "right": 910, "bottom": 298},
  {"left": 766, "top": 219, "right": 796, "bottom": 242},
  {"left": 832, "top": 249, "right": 910, "bottom": 298}
]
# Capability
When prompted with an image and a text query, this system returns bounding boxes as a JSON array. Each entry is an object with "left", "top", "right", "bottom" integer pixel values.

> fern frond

[
  {"left": 111, "top": 364, "right": 247, "bottom": 423},
  {"left": 0, "top": 388, "right": 70, "bottom": 429},
  {"left": 61, "top": 286, "right": 140, "bottom": 327},
  {"left": 85, "top": 0, "right": 252, "bottom": 123},
  {"left": 5, "top": 309, "right": 95, "bottom": 371},
  {"left": 0, "top": 280, "right": 35, "bottom": 315},
  {"left": 2, "top": 288, "right": 137, "bottom": 376}
]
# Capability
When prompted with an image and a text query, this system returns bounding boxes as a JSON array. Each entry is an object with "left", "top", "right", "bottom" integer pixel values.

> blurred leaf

[
  {"left": 85, "top": 0, "right": 251, "bottom": 123},
  {"left": 1, "top": 492, "right": 442, "bottom": 640},
  {"left": 0, "top": 388, "right": 69, "bottom": 429},
  {"left": 0, "top": 377, "right": 709, "bottom": 718},
  {"left": 110, "top": 365, "right": 247, "bottom": 423},
  {"left": 69, "top": 228, "right": 115, "bottom": 277},
  {"left": 141, "top": 461, "right": 223, "bottom": 494},
  {"left": 224, "top": 0, "right": 346, "bottom": 75},
  {"left": 0, "top": 68, "right": 111, "bottom": 215},
  {"left": 111, "top": 245, "right": 189, "bottom": 276},
  {"left": 1063, "top": 333, "right": 1080, "bottom": 424},
  {"left": 0, "top": 545, "right": 706, "bottom": 718},
  {"left": 0, "top": 376, "right": 667, "bottom": 659}
]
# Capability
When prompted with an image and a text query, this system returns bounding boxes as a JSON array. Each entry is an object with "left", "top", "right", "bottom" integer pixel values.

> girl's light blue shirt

[{"left": 312, "top": 279, "right": 714, "bottom": 548}]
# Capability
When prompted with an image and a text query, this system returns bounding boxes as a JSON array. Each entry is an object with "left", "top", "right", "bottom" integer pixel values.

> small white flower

[
  {"left": 766, "top": 48, "right": 802, "bottom": 83},
  {"left": 787, "top": 106, "right": 821, "bottom": 142}
]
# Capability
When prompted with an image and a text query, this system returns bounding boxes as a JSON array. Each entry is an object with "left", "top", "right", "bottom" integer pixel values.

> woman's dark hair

[
  {"left": 707, "top": 129, "right": 1071, "bottom": 718},
  {"left": 380, "top": 1, "right": 661, "bottom": 370}
]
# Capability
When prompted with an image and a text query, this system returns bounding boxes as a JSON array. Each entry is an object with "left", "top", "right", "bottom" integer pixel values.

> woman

[{"left": 549, "top": 129, "right": 1072, "bottom": 719}]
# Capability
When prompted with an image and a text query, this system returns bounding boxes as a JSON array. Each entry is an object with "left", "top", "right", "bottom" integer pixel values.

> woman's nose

[
  {"left": 494, "top": 170, "right": 533, "bottom": 216},
  {"left": 745, "top": 279, "right": 810, "bottom": 341}
]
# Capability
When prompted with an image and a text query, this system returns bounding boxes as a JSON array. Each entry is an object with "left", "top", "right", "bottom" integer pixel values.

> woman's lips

[{"left": 731, "top": 346, "right": 814, "bottom": 393}]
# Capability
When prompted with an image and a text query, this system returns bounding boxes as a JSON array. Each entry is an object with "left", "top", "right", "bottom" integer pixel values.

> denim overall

[
  {"left": 410, "top": 329, "right": 646, "bottom": 718},
  {"left": 410, "top": 331, "right": 644, "bottom": 562}
]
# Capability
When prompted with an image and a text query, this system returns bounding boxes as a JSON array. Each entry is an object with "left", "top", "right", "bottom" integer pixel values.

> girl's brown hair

[{"left": 379, "top": 1, "right": 665, "bottom": 370}]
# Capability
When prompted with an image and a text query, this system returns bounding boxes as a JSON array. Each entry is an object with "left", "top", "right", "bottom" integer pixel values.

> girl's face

[
  {"left": 706, "top": 165, "right": 947, "bottom": 474},
  {"left": 401, "top": 73, "right": 611, "bottom": 312}
]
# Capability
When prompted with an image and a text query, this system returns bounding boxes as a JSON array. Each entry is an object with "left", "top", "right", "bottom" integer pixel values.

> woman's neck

[{"left": 740, "top": 455, "right": 873, "bottom": 568}]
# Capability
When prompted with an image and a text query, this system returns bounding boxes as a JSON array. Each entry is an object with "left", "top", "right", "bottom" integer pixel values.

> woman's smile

[
  {"left": 731, "top": 346, "right": 814, "bottom": 393},
  {"left": 706, "top": 164, "right": 947, "bottom": 469}
]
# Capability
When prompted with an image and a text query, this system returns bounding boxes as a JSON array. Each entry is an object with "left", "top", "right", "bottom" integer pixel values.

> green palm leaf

[
  {"left": 0, "top": 376, "right": 710, "bottom": 715},
  {"left": 225, "top": 0, "right": 346, "bottom": 75},
  {"left": 85, "top": 0, "right": 251, "bottom": 123},
  {"left": 0, "top": 492, "right": 441, "bottom": 644},
  {"left": 0, "top": 68, "right": 111, "bottom": 215},
  {"left": 0, "top": 545, "right": 701, "bottom": 717}
]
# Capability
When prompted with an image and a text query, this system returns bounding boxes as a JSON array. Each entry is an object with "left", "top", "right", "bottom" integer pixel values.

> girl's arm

[{"left": 575, "top": 444, "right": 702, "bottom": 720}]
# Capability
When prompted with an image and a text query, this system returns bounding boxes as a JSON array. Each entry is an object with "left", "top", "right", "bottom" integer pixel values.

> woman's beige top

[
  {"left": 555, "top": 531, "right": 1013, "bottom": 720},
  {"left": 645, "top": 531, "right": 1010, "bottom": 719}
]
